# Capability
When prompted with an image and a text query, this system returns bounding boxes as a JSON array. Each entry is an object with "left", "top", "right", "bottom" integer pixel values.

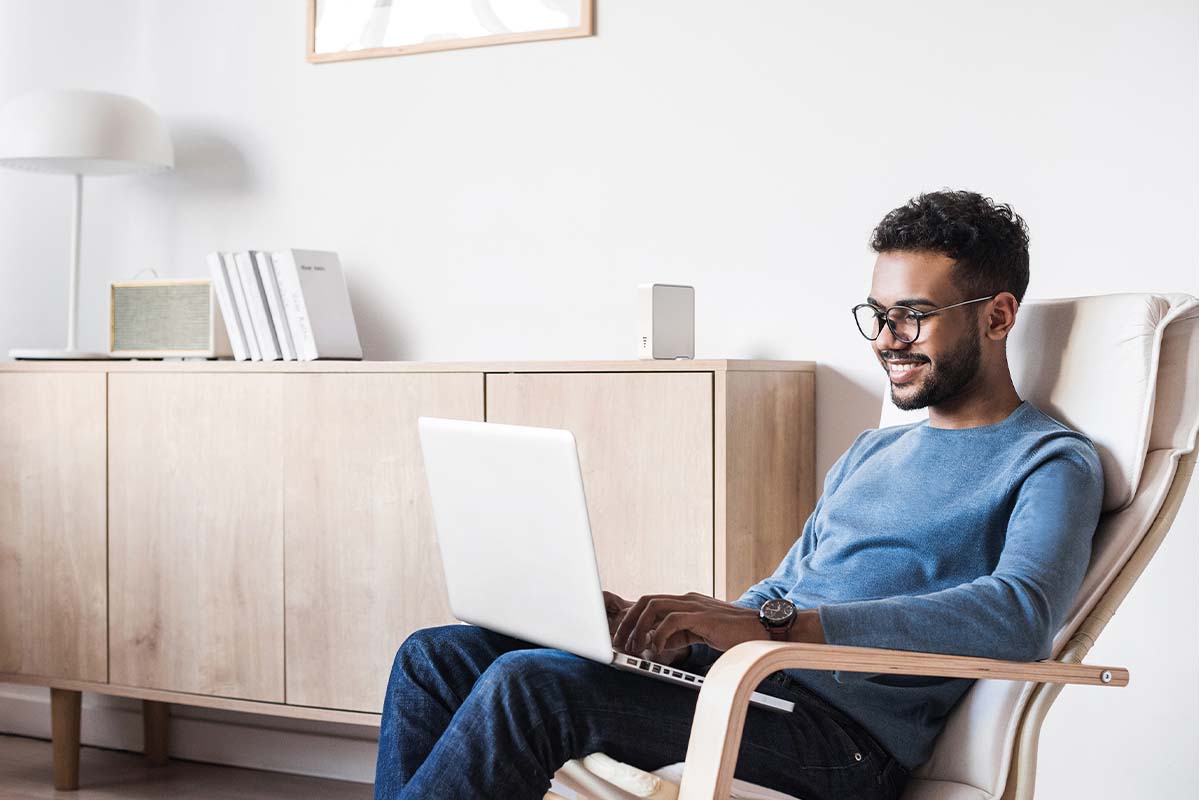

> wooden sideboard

[{"left": 0, "top": 359, "right": 814, "bottom": 789}]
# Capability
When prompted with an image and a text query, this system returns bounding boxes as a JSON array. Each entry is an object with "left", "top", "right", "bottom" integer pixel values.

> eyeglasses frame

[{"left": 850, "top": 294, "right": 996, "bottom": 344}]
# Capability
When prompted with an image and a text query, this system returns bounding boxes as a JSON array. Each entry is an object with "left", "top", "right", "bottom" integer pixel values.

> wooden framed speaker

[{"left": 109, "top": 278, "right": 232, "bottom": 359}]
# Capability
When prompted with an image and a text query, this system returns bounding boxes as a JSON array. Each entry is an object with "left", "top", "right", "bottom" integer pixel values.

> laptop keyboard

[
  {"left": 612, "top": 650, "right": 795, "bottom": 714},
  {"left": 616, "top": 652, "right": 704, "bottom": 684}
]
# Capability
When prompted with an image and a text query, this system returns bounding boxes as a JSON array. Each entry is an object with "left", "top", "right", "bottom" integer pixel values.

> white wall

[{"left": 1, "top": 0, "right": 1196, "bottom": 796}]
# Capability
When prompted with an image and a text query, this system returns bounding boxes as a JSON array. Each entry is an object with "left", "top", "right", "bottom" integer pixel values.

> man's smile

[{"left": 883, "top": 355, "right": 929, "bottom": 385}]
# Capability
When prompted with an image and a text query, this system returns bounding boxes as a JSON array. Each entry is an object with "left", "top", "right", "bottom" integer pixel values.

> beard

[{"left": 890, "top": 325, "right": 982, "bottom": 411}]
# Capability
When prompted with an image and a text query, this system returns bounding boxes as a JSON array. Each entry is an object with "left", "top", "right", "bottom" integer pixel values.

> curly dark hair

[{"left": 870, "top": 190, "right": 1030, "bottom": 303}]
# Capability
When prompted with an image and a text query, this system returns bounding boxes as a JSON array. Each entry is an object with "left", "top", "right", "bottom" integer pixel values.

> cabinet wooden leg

[
  {"left": 50, "top": 688, "right": 81, "bottom": 791},
  {"left": 142, "top": 700, "right": 170, "bottom": 766}
]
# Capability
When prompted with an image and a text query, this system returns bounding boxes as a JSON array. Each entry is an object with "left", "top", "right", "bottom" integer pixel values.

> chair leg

[
  {"left": 50, "top": 688, "right": 81, "bottom": 791},
  {"left": 142, "top": 700, "right": 170, "bottom": 766}
]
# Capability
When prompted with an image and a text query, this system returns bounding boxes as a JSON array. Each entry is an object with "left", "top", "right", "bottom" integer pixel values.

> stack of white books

[{"left": 207, "top": 249, "right": 363, "bottom": 361}]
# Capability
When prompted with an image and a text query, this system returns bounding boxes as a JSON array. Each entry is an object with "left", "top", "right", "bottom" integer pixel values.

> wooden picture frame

[{"left": 307, "top": 0, "right": 594, "bottom": 64}]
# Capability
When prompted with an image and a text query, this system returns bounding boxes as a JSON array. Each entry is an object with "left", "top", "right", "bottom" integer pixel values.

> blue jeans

[{"left": 374, "top": 624, "right": 909, "bottom": 800}]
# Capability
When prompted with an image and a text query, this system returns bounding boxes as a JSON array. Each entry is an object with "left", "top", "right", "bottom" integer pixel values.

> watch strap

[{"left": 765, "top": 624, "right": 790, "bottom": 642}]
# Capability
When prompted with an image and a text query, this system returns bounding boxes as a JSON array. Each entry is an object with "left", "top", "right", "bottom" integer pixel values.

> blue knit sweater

[{"left": 685, "top": 401, "right": 1104, "bottom": 770}]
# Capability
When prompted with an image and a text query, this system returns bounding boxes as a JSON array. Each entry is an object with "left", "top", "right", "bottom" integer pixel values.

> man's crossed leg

[{"left": 374, "top": 624, "right": 906, "bottom": 800}]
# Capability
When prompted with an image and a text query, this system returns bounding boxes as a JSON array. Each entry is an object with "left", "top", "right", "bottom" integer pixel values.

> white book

[
  {"left": 267, "top": 251, "right": 310, "bottom": 361},
  {"left": 271, "top": 249, "right": 362, "bottom": 361},
  {"left": 253, "top": 250, "right": 296, "bottom": 361},
  {"left": 233, "top": 250, "right": 282, "bottom": 361},
  {"left": 223, "top": 251, "right": 261, "bottom": 360},
  {"left": 207, "top": 252, "right": 249, "bottom": 361}
]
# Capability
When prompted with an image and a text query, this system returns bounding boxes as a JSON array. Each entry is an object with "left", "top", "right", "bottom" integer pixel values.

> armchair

[{"left": 552, "top": 293, "right": 1198, "bottom": 800}]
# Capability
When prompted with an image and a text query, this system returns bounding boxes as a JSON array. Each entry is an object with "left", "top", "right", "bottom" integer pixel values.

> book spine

[
  {"left": 223, "top": 252, "right": 261, "bottom": 360},
  {"left": 268, "top": 252, "right": 309, "bottom": 361},
  {"left": 208, "top": 252, "right": 248, "bottom": 361},
  {"left": 235, "top": 250, "right": 281, "bottom": 361},
  {"left": 271, "top": 250, "right": 317, "bottom": 361},
  {"left": 254, "top": 250, "right": 295, "bottom": 360}
]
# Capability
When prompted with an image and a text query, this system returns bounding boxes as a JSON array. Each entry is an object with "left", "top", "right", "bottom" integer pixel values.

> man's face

[{"left": 867, "top": 251, "right": 984, "bottom": 411}]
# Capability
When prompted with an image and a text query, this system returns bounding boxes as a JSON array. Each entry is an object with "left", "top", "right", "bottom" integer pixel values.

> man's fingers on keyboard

[
  {"left": 619, "top": 596, "right": 705, "bottom": 654},
  {"left": 648, "top": 612, "right": 707, "bottom": 655}
]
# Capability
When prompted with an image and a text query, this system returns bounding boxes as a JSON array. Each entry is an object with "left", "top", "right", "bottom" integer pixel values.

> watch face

[{"left": 761, "top": 598, "right": 795, "bottom": 624}]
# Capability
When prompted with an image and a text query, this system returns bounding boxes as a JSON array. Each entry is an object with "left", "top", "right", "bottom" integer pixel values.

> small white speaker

[
  {"left": 637, "top": 283, "right": 694, "bottom": 360},
  {"left": 109, "top": 279, "right": 232, "bottom": 358}
]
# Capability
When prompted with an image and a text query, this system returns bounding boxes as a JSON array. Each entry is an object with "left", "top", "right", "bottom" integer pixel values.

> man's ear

[{"left": 985, "top": 292, "right": 1019, "bottom": 341}]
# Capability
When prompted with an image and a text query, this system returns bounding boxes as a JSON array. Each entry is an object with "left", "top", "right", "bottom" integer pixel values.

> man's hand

[
  {"left": 606, "top": 590, "right": 825, "bottom": 666},
  {"left": 604, "top": 590, "right": 699, "bottom": 665},
  {"left": 613, "top": 592, "right": 762, "bottom": 665},
  {"left": 603, "top": 590, "right": 633, "bottom": 638}
]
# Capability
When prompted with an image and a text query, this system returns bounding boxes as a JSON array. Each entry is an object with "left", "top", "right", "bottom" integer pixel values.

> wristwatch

[{"left": 758, "top": 598, "right": 797, "bottom": 641}]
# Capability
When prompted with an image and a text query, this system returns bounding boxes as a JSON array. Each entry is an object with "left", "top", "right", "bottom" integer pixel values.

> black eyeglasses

[{"left": 851, "top": 295, "right": 994, "bottom": 344}]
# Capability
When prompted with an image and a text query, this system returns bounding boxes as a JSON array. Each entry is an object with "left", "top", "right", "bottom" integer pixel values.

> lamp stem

[{"left": 67, "top": 173, "right": 82, "bottom": 352}]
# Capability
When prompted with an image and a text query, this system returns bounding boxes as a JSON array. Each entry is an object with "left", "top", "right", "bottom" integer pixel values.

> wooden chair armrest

[{"left": 676, "top": 640, "right": 1128, "bottom": 800}]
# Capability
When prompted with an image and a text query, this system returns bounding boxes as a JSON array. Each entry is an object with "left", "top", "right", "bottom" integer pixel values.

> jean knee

[
  {"left": 394, "top": 623, "right": 498, "bottom": 672},
  {"left": 477, "top": 649, "right": 587, "bottom": 702}
]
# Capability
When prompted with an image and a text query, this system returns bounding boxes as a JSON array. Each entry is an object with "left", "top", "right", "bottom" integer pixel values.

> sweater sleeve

[
  {"left": 675, "top": 434, "right": 869, "bottom": 670},
  {"left": 817, "top": 445, "right": 1103, "bottom": 669},
  {"left": 675, "top": 502, "right": 823, "bottom": 669}
]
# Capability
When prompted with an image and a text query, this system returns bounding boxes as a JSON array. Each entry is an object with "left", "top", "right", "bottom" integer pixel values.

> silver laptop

[{"left": 416, "top": 416, "right": 793, "bottom": 714}]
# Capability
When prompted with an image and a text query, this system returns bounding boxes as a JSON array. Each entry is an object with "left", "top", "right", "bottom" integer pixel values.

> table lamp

[{"left": 0, "top": 89, "right": 174, "bottom": 359}]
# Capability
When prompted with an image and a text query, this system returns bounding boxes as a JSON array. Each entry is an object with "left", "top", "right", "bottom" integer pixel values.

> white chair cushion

[
  {"left": 646, "top": 765, "right": 991, "bottom": 800},
  {"left": 651, "top": 763, "right": 802, "bottom": 800}
]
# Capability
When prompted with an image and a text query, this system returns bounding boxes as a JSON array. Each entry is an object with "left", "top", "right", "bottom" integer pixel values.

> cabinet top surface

[{"left": 0, "top": 358, "right": 814, "bottom": 374}]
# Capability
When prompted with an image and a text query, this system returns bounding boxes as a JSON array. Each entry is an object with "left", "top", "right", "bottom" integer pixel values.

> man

[{"left": 374, "top": 190, "right": 1104, "bottom": 800}]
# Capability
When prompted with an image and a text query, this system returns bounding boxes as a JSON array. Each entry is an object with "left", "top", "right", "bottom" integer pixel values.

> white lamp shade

[{"left": 0, "top": 89, "right": 173, "bottom": 175}]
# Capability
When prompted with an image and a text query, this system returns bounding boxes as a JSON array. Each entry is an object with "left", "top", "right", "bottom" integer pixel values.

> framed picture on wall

[{"left": 307, "top": 0, "right": 595, "bottom": 63}]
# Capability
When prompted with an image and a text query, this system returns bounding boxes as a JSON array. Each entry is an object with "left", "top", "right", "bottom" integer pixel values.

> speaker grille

[{"left": 112, "top": 283, "right": 211, "bottom": 351}]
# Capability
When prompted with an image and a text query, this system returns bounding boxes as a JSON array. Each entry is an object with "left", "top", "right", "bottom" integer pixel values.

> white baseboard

[{"left": 0, "top": 682, "right": 377, "bottom": 784}]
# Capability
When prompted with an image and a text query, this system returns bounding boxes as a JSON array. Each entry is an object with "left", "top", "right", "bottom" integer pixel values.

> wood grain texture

[
  {"left": 142, "top": 701, "right": 169, "bottom": 766},
  {"left": 51, "top": 688, "right": 81, "bottom": 790},
  {"left": 282, "top": 372, "right": 483, "bottom": 712},
  {"left": 0, "top": 671, "right": 381, "bottom": 727},
  {"left": 0, "top": 373, "right": 107, "bottom": 682},
  {"left": 714, "top": 370, "right": 815, "bottom": 600},
  {"left": 485, "top": 372, "right": 714, "bottom": 600},
  {"left": 3, "top": 361, "right": 816, "bottom": 736},
  {"left": 0, "top": 359, "right": 815, "bottom": 375},
  {"left": 108, "top": 373, "right": 285, "bottom": 702},
  {"left": 677, "top": 640, "right": 1129, "bottom": 800}
]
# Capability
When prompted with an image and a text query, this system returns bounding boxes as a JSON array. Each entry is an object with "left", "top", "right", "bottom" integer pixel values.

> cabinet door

[
  {"left": 283, "top": 372, "right": 483, "bottom": 712},
  {"left": 0, "top": 373, "right": 107, "bottom": 682},
  {"left": 486, "top": 372, "right": 714, "bottom": 600},
  {"left": 108, "top": 373, "right": 284, "bottom": 702}
]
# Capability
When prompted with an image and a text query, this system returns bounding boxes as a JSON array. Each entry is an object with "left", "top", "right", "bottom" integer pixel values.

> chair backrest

[{"left": 879, "top": 293, "right": 1199, "bottom": 800}]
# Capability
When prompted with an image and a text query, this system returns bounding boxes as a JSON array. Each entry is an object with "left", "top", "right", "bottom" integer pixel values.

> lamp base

[{"left": 10, "top": 348, "right": 114, "bottom": 360}]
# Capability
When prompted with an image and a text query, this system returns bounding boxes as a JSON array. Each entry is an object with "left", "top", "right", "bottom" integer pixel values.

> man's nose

[{"left": 874, "top": 322, "right": 908, "bottom": 353}]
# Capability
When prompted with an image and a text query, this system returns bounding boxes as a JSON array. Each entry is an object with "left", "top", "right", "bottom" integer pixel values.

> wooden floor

[{"left": 0, "top": 735, "right": 372, "bottom": 799}]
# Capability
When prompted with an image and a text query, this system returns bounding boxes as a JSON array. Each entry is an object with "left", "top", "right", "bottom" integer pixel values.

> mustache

[{"left": 880, "top": 351, "right": 931, "bottom": 363}]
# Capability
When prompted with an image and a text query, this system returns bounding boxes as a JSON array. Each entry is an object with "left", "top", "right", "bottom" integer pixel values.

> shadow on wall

[
  {"left": 117, "top": 121, "right": 255, "bottom": 284},
  {"left": 820, "top": 364, "right": 888, "bottom": 434},
  {"left": 347, "top": 274, "right": 413, "bottom": 361},
  {"left": 814, "top": 364, "right": 883, "bottom": 477},
  {"left": 167, "top": 123, "right": 255, "bottom": 192},
  {"left": 743, "top": 344, "right": 883, "bottom": 481}
]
